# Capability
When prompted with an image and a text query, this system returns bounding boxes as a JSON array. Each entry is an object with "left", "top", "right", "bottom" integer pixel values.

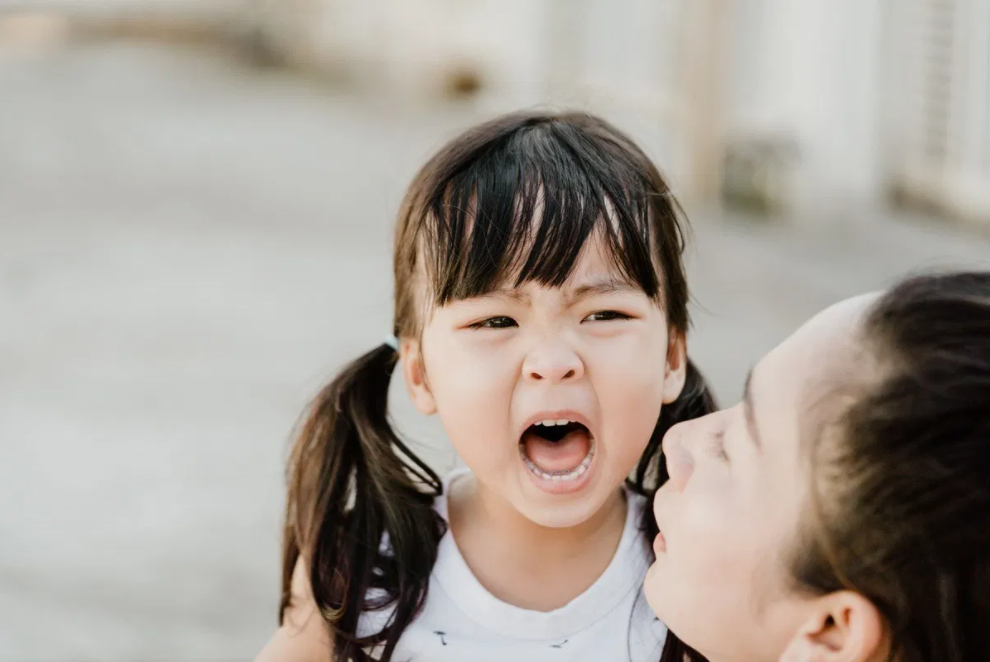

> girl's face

[
  {"left": 644, "top": 295, "right": 882, "bottom": 662},
  {"left": 402, "top": 235, "right": 686, "bottom": 528}
]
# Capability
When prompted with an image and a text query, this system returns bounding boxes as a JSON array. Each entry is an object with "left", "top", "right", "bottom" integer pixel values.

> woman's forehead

[
  {"left": 753, "top": 294, "right": 880, "bottom": 453},
  {"left": 765, "top": 294, "right": 879, "bottom": 379}
]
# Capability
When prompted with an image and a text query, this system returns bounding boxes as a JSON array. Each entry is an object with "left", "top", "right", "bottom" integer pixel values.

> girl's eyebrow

[
  {"left": 566, "top": 277, "right": 639, "bottom": 303},
  {"left": 471, "top": 289, "right": 531, "bottom": 304},
  {"left": 466, "top": 277, "right": 637, "bottom": 305}
]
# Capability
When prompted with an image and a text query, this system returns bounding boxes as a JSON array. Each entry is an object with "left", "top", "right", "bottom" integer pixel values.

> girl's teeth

[
  {"left": 521, "top": 442, "right": 595, "bottom": 481},
  {"left": 535, "top": 419, "right": 575, "bottom": 427}
]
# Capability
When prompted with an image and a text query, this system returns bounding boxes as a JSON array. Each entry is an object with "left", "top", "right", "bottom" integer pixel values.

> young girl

[
  {"left": 647, "top": 271, "right": 990, "bottom": 661},
  {"left": 256, "top": 110, "right": 715, "bottom": 662}
]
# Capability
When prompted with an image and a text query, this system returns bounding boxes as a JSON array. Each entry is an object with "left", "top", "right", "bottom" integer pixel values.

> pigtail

[{"left": 280, "top": 344, "right": 446, "bottom": 662}]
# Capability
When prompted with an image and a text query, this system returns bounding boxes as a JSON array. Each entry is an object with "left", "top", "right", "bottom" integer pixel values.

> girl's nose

[{"left": 522, "top": 340, "right": 585, "bottom": 384}]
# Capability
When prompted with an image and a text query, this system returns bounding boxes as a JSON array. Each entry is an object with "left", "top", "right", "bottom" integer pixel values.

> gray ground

[{"left": 2, "top": 40, "right": 990, "bottom": 661}]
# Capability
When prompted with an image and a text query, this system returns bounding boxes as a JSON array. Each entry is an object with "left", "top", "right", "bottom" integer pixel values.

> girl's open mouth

[{"left": 519, "top": 419, "right": 595, "bottom": 483}]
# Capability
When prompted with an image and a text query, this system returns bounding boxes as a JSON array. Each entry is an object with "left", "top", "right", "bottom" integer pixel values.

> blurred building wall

[
  {"left": 250, "top": 0, "right": 729, "bottom": 202},
  {"left": 256, "top": 0, "right": 892, "bottom": 215},
  {"left": 0, "top": 0, "right": 248, "bottom": 26},
  {"left": 724, "top": 0, "right": 990, "bottom": 224},
  {"left": 9, "top": 0, "right": 988, "bottom": 222},
  {"left": 884, "top": 0, "right": 990, "bottom": 224},
  {"left": 721, "top": 0, "right": 884, "bottom": 214}
]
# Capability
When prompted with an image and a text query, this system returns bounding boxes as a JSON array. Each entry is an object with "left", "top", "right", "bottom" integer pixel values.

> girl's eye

[
  {"left": 584, "top": 310, "right": 631, "bottom": 322},
  {"left": 470, "top": 316, "right": 517, "bottom": 329}
]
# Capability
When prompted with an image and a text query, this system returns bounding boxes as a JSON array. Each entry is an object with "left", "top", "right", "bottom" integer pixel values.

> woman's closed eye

[{"left": 706, "top": 429, "right": 729, "bottom": 462}]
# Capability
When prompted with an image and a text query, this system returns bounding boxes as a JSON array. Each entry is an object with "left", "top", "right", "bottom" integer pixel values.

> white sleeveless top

[{"left": 359, "top": 470, "right": 668, "bottom": 661}]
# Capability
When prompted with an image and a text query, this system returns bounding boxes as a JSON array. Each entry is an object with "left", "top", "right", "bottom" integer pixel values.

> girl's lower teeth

[{"left": 521, "top": 446, "right": 594, "bottom": 482}]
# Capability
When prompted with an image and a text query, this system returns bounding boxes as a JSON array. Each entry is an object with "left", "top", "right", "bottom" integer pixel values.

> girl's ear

[
  {"left": 400, "top": 337, "right": 437, "bottom": 415},
  {"left": 662, "top": 332, "right": 687, "bottom": 404}
]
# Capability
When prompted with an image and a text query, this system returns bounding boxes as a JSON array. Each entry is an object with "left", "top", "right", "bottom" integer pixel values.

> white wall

[
  {"left": 259, "top": 0, "right": 554, "bottom": 101},
  {"left": 883, "top": 0, "right": 990, "bottom": 223},
  {"left": 724, "top": 0, "right": 885, "bottom": 211},
  {"left": 255, "top": 0, "right": 720, "bottom": 199}
]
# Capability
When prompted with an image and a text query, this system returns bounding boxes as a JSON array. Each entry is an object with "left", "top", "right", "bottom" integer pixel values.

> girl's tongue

[{"left": 521, "top": 426, "right": 591, "bottom": 473}]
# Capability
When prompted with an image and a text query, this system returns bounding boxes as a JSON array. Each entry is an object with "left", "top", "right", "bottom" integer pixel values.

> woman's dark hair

[
  {"left": 279, "top": 109, "right": 716, "bottom": 661},
  {"left": 791, "top": 271, "right": 990, "bottom": 662}
]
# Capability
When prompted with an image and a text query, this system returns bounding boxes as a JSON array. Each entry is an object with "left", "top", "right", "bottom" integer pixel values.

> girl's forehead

[
  {"left": 458, "top": 241, "right": 648, "bottom": 301},
  {"left": 477, "top": 275, "right": 647, "bottom": 304},
  {"left": 432, "top": 225, "right": 653, "bottom": 298},
  {"left": 506, "top": 234, "right": 633, "bottom": 286},
  {"left": 417, "top": 169, "right": 664, "bottom": 307}
]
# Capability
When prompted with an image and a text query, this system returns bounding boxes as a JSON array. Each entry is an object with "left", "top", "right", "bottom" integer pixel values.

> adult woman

[{"left": 648, "top": 271, "right": 990, "bottom": 662}]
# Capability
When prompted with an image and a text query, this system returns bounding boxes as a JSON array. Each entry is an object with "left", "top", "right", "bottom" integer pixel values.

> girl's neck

[{"left": 447, "top": 474, "right": 628, "bottom": 612}]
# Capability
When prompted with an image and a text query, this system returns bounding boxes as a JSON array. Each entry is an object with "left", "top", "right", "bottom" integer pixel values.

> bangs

[{"left": 418, "top": 118, "right": 672, "bottom": 306}]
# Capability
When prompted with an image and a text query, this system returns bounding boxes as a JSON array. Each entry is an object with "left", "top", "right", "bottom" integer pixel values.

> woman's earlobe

[
  {"left": 779, "top": 592, "right": 885, "bottom": 662},
  {"left": 400, "top": 338, "right": 437, "bottom": 415}
]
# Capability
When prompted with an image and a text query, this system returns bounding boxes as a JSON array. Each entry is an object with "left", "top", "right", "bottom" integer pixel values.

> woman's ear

[
  {"left": 662, "top": 332, "right": 687, "bottom": 404},
  {"left": 779, "top": 592, "right": 885, "bottom": 662},
  {"left": 400, "top": 337, "right": 437, "bottom": 415}
]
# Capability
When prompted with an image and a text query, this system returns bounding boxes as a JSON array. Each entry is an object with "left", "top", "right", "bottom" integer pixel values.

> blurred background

[{"left": 2, "top": 0, "right": 990, "bottom": 659}]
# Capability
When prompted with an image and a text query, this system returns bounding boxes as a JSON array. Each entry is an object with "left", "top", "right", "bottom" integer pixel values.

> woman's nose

[{"left": 662, "top": 420, "right": 698, "bottom": 491}]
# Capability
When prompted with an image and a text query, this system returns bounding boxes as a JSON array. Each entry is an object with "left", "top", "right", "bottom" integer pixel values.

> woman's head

[
  {"left": 390, "top": 110, "right": 701, "bottom": 527},
  {"left": 647, "top": 271, "right": 990, "bottom": 662}
]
